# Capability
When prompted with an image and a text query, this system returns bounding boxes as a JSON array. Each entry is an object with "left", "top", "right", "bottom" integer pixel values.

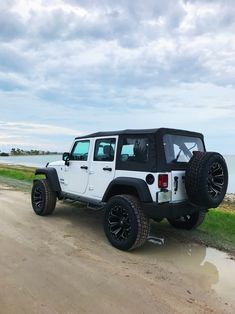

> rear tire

[
  {"left": 104, "top": 194, "right": 150, "bottom": 251},
  {"left": 31, "top": 179, "right": 57, "bottom": 216},
  {"left": 167, "top": 211, "right": 206, "bottom": 230}
]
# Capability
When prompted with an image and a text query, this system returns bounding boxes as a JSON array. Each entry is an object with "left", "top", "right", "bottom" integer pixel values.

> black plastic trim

[
  {"left": 142, "top": 201, "right": 208, "bottom": 219},
  {"left": 35, "top": 167, "right": 61, "bottom": 193},
  {"left": 75, "top": 127, "right": 204, "bottom": 140},
  {"left": 61, "top": 192, "right": 105, "bottom": 206},
  {"left": 102, "top": 177, "right": 153, "bottom": 203}
]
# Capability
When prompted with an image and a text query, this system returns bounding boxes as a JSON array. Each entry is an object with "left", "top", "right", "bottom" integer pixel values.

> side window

[
  {"left": 120, "top": 137, "right": 149, "bottom": 163},
  {"left": 70, "top": 140, "right": 90, "bottom": 161},
  {"left": 94, "top": 138, "right": 116, "bottom": 161}
]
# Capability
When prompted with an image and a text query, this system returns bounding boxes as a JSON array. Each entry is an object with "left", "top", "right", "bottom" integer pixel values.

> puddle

[
  {"left": 204, "top": 247, "right": 235, "bottom": 300},
  {"left": 144, "top": 238, "right": 235, "bottom": 302}
]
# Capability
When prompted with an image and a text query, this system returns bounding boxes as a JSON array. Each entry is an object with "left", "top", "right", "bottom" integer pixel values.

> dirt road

[{"left": 0, "top": 184, "right": 234, "bottom": 314}]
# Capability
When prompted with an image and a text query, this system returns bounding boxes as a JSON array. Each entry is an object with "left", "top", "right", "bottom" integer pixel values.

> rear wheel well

[{"left": 105, "top": 185, "right": 139, "bottom": 201}]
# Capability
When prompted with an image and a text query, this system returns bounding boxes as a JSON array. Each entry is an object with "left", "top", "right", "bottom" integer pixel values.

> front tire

[
  {"left": 104, "top": 195, "right": 150, "bottom": 251},
  {"left": 31, "top": 179, "right": 57, "bottom": 216},
  {"left": 167, "top": 211, "right": 206, "bottom": 230}
]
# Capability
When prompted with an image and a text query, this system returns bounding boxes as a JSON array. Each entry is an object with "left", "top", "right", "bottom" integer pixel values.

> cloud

[
  {"left": 0, "top": 121, "right": 85, "bottom": 151},
  {"left": 0, "top": 0, "right": 234, "bottom": 154},
  {"left": 0, "top": 44, "right": 33, "bottom": 73},
  {"left": 0, "top": 10, "right": 26, "bottom": 41},
  {"left": 0, "top": 121, "right": 81, "bottom": 136}
]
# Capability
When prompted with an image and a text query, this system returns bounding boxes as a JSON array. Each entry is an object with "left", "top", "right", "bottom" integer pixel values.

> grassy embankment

[
  {"left": 0, "top": 164, "right": 234, "bottom": 254},
  {"left": 0, "top": 165, "right": 43, "bottom": 191}
]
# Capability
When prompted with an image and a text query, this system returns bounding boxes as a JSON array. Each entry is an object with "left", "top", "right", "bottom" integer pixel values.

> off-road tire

[
  {"left": 185, "top": 152, "right": 228, "bottom": 208},
  {"left": 104, "top": 194, "right": 150, "bottom": 251},
  {"left": 31, "top": 179, "right": 57, "bottom": 216},
  {"left": 167, "top": 210, "right": 206, "bottom": 230}
]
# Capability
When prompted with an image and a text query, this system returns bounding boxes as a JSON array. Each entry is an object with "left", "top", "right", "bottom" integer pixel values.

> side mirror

[{"left": 62, "top": 152, "right": 70, "bottom": 166}]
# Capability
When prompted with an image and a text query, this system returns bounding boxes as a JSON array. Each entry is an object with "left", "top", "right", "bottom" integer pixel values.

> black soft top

[{"left": 75, "top": 128, "right": 204, "bottom": 140}]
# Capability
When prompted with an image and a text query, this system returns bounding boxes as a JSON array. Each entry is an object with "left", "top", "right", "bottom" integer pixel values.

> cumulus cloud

[
  {"left": 0, "top": 121, "right": 85, "bottom": 151},
  {"left": 0, "top": 0, "right": 234, "bottom": 153}
]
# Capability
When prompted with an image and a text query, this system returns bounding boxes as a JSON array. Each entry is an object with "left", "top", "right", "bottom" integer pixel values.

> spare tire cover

[{"left": 185, "top": 152, "right": 228, "bottom": 208}]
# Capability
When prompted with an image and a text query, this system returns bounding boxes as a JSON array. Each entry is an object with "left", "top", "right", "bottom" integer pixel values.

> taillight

[{"left": 158, "top": 174, "right": 168, "bottom": 188}]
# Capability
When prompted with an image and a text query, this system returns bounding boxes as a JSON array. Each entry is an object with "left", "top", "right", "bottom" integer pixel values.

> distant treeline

[{"left": 0, "top": 148, "right": 60, "bottom": 156}]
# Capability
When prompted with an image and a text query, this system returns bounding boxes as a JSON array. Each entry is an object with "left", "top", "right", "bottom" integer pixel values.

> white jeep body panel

[
  {"left": 114, "top": 170, "right": 172, "bottom": 203},
  {"left": 87, "top": 136, "right": 117, "bottom": 200}
]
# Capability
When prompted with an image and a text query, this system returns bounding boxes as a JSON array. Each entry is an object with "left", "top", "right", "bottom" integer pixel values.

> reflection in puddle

[
  {"left": 205, "top": 248, "right": 235, "bottom": 300},
  {"left": 145, "top": 237, "right": 235, "bottom": 302}
]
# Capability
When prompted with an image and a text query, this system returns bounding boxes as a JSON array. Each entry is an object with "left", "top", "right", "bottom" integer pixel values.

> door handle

[
  {"left": 103, "top": 167, "right": 112, "bottom": 172},
  {"left": 174, "top": 176, "right": 178, "bottom": 192},
  {"left": 80, "top": 165, "right": 88, "bottom": 170}
]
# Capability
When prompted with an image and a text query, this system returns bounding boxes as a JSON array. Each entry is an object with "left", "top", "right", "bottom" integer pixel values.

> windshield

[{"left": 163, "top": 134, "right": 204, "bottom": 163}]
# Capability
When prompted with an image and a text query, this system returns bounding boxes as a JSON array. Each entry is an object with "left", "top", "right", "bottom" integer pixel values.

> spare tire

[{"left": 185, "top": 152, "right": 228, "bottom": 208}]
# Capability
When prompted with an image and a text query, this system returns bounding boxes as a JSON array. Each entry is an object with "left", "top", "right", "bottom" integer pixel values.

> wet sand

[{"left": 0, "top": 184, "right": 235, "bottom": 314}]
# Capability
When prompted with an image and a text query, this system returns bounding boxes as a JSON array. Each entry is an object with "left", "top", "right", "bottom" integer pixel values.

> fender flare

[
  {"left": 35, "top": 167, "right": 61, "bottom": 193},
  {"left": 102, "top": 177, "right": 153, "bottom": 203}
]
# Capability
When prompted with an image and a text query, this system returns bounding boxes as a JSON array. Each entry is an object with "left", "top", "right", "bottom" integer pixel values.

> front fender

[{"left": 35, "top": 167, "right": 61, "bottom": 192}]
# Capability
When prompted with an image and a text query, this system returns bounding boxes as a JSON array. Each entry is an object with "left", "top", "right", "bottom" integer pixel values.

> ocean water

[
  {"left": 0, "top": 155, "right": 62, "bottom": 168},
  {"left": 0, "top": 154, "right": 234, "bottom": 193},
  {"left": 224, "top": 155, "right": 235, "bottom": 194}
]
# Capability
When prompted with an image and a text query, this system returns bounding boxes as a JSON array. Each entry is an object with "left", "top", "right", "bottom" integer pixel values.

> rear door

[
  {"left": 87, "top": 137, "right": 117, "bottom": 199},
  {"left": 163, "top": 133, "right": 205, "bottom": 203},
  {"left": 171, "top": 171, "right": 187, "bottom": 202}
]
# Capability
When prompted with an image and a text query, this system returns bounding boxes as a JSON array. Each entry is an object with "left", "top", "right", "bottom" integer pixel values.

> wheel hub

[
  {"left": 207, "top": 162, "right": 224, "bottom": 198},
  {"left": 108, "top": 205, "right": 131, "bottom": 242},
  {"left": 33, "top": 187, "right": 43, "bottom": 209}
]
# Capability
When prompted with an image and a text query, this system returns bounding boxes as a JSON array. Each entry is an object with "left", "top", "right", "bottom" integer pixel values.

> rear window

[{"left": 163, "top": 134, "right": 204, "bottom": 163}]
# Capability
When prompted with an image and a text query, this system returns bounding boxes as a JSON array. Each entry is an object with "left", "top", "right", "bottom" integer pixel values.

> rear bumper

[{"left": 142, "top": 200, "right": 207, "bottom": 219}]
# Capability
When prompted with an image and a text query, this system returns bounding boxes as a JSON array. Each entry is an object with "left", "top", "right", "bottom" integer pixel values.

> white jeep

[{"left": 31, "top": 128, "right": 228, "bottom": 250}]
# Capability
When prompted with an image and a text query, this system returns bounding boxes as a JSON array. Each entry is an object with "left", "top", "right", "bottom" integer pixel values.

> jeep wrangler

[{"left": 31, "top": 128, "right": 228, "bottom": 251}]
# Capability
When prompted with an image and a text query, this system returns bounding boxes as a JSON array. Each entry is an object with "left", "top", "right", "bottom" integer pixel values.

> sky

[{"left": 0, "top": 0, "right": 234, "bottom": 154}]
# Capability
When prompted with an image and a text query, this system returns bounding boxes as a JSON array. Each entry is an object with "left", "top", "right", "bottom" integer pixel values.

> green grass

[
  {"left": 0, "top": 167, "right": 37, "bottom": 182},
  {"left": 0, "top": 166, "right": 44, "bottom": 190},
  {"left": 198, "top": 209, "right": 235, "bottom": 250}
]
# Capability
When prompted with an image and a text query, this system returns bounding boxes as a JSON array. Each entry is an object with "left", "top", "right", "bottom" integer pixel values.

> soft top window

[
  {"left": 116, "top": 134, "right": 156, "bottom": 172},
  {"left": 120, "top": 137, "right": 149, "bottom": 163},
  {"left": 163, "top": 134, "right": 204, "bottom": 163},
  {"left": 94, "top": 138, "right": 116, "bottom": 161}
]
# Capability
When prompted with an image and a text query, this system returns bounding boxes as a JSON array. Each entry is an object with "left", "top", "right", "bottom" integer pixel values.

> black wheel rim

[
  {"left": 207, "top": 162, "right": 224, "bottom": 198},
  {"left": 33, "top": 187, "right": 43, "bottom": 209},
  {"left": 108, "top": 205, "right": 131, "bottom": 242}
]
